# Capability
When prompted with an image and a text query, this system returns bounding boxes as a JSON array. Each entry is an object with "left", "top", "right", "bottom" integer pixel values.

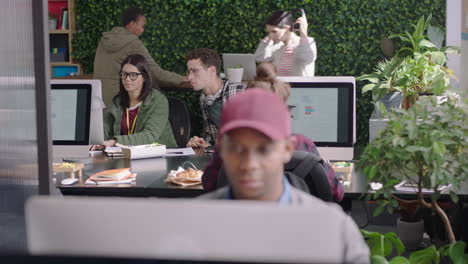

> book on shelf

[{"left": 61, "top": 9, "right": 68, "bottom": 29}]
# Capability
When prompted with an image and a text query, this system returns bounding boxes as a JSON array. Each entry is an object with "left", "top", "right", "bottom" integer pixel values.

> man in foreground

[{"left": 199, "top": 88, "right": 369, "bottom": 263}]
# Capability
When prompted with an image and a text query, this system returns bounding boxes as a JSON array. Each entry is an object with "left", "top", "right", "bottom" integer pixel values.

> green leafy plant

[
  {"left": 358, "top": 96, "right": 468, "bottom": 244},
  {"left": 358, "top": 15, "right": 458, "bottom": 106},
  {"left": 48, "top": 13, "right": 57, "bottom": 20},
  {"left": 361, "top": 230, "right": 468, "bottom": 264},
  {"left": 227, "top": 64, "right": 243, "bottom": 69}
]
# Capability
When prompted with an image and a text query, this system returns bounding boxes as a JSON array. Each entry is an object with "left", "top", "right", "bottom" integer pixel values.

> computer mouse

[{"left": 61, "top": 178, "right": 79, "bottom": 185}]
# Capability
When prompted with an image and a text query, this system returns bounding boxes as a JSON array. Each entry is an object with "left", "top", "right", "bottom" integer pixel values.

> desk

[
  {"left": 57, "top": 154, "right": 468, "bottom": 199},
  {"left": 57, "top": 154, "right": 210, "bottom": 197}
]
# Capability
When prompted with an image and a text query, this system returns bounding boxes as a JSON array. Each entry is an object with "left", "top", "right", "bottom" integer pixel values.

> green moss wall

[{"left": 73, "top": 0, "right": 445, "bottom": 156}]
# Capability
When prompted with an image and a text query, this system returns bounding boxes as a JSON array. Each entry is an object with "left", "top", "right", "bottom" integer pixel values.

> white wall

[
  {"left": 461, "top": 0, "right": 468, "bottom": 93},
  {"left": 447, "top": 0, "right": 461, "bottom": 89}
]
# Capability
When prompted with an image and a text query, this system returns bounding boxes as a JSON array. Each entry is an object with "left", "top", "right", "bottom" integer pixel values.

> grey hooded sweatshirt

[{"left": 94, "top": 27, "right": 184, "bottom": 106}]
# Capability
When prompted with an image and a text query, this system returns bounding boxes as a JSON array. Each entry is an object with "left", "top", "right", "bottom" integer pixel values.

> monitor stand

[{"left": 52, "top": 145, "right": 93, "bottom": 164}]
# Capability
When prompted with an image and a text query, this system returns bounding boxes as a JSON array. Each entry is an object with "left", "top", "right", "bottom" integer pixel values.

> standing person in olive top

[
  {"left": 94, "top": 7, "right": 188, "bottom": 106},
  {"left": 255, "top": 9, "right": 317, "bottom": 77},
  {"left": 90, "top": 54, "right": 176, "bottom": 150}
]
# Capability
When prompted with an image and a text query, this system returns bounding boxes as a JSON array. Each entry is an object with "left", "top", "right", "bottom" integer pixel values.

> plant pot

[
  {"left": 48, "top": 19, "right": 57, "bottom": 30},
  {"left": 397, "top": 218, "right": 424, "bottom": 250},
  {"left": 226, "top": 68, "right": 243, "bottom": 83},
  {"left": 372, "top": 92, "right": 403, "bottom": 118}
]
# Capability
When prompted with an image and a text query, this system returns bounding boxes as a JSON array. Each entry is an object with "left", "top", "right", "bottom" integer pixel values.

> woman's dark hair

[
  {"left": 118, "top": 54, "right": 156, "bottom": 109},
  {"left": 247, "top": 62, "right": 290, "bottom": 102},
  {"left": 265, "top": 10, "right": 293, "bottom": 28},
  {"left": 121, "top": 7, "right": 144, "bottom": 26}
]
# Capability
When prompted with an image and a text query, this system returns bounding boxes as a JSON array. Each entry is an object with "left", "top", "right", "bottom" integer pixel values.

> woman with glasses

[{"left": 90, "top": 54, "right": 176, "bottom": 150}]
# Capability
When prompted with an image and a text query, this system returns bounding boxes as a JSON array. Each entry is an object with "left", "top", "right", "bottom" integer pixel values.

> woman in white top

[{"left": 255, "top": 10, "right": 317, "bottom": 77}]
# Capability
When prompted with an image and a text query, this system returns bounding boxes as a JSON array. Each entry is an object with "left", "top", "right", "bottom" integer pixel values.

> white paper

[
  {"left": 394, "top": 180, "right": 452, "bottom": 193},
  {"left": 85, "top": 178, "right": 135, "bottom": 185},
  {"left": 164, "top": 148, "right": 196, "bottom": 157},
  {"left": 105, "top": 146, "right": 122, "bottom": 153}
]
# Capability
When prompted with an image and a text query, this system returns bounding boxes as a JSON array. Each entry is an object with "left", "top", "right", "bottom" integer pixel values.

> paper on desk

[
  {"left": 394, "top": 180, "right": 452, "bottom": 193},
  {"left": 105, "top": 146, "right": 122, "bottom": 153},
  {"left": 85, "top": 177, "right": 136, "bottom": 185},
  {"left": 164, "top": 147, "right": 195, "bottom": 157}
]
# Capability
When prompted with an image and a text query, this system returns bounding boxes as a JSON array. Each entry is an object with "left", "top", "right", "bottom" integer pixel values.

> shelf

[
  {"left": 49, "top": 29, "right": 69, "bottom": 34},
  {"left": 51, "top": 62, "right": 77, "bottom": 66}
]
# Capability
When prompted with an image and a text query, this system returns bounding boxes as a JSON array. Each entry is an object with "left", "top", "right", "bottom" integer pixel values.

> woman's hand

[
  {"left": 103, "top": 139, "right": 117, "bottom": 147},
  {"left": 89, "top": 145, "right": 105, "bottom": 151},
  {"left": 295, "top": 15, "right": 308, "bottom": 38}
]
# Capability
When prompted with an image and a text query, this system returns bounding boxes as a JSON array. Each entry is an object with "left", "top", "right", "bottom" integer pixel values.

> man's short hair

[
  {"left": 121, "top": 7, "right": 144, "bottom": 26},
  {"left": 186, "top": 48, "right": 221, "bottom": 75}
]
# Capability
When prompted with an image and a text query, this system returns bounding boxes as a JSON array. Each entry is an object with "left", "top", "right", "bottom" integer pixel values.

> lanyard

[{"left": 126, "top": 106, "right": 140, "bottom": 135}]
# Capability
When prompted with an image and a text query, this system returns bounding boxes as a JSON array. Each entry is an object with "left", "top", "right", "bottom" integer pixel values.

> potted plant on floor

[
  {"left": 358, "top": 96, "right": 468, "bottom": 245},
  {"left": 361, "top": 230, "right": 468, "bottom": 263},
  {"left": 226, "top": 64, "right": 244, "bottom": 83},
  {"left": 357, "top": 14, "right": 458, "bottom": 110}
]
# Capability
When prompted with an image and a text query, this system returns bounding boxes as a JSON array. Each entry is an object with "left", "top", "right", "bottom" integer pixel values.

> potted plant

[
  {"left": 357, "top": 15, "right": 458, "bottom": 110},
  {"left": 48, "top": 13, "right": 58, "bottom": 30},
  {"left": 226, "top": 64, "right": 244, "bottom": 83},
  {"left": 358, "top": 96, "right": 468, "bottom": 245},
  {"left": 361, "top": 230, "right": 468, "bottom": 263}
]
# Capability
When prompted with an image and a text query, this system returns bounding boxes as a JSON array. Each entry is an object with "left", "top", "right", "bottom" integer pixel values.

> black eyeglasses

[{"left": 119, "top": 71, "right": 144, "bottom": 81}]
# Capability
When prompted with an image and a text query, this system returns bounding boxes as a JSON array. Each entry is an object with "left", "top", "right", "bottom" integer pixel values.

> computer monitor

[
  {"left": 278, "top": 76, "right": 356, "bottom": 161},
  {"left": 50, "top": 79, "right": 104, "bottom": 162},
  {"left": 26, "top": 196, "right": 348, "bottom": 263}
]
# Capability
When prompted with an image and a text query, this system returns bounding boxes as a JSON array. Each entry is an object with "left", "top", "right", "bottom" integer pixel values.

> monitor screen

[
  {"left": 286, "top": 82, "right": 353, "bottom": 147},
  {"left": 51, "top": 84, "right": 91, "bottom": 145}
]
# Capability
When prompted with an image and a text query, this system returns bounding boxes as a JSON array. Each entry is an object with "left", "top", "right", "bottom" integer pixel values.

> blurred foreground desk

[
  {"left": 57, "top": 155, "right": 468, "bottom": 200},
  {"left": 57, "top": 154, "right": 210, "bottom": 197}
]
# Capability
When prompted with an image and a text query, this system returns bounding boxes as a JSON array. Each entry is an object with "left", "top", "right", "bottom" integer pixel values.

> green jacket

[
  {"left": 94, "top": 27, "right": 184, "bottom": 106},
  {"left": 104, "top": 90, "right": 177, "bottom": 147}
]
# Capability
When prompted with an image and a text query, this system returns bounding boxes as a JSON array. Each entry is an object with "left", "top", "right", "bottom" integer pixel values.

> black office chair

[{"left": 167, "top": 97, "right": 191, "bottom": 147}]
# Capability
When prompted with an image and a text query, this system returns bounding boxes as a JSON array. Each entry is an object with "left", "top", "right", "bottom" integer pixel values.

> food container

[{"left": 117, "top": 143, "right": 166, "bottom": 160}]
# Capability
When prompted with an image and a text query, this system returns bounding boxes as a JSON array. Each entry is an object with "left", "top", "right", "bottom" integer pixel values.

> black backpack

[
  {"left": 217, "top": 151, "right": 333, "bottom": 202},
  {"left": 284, "top": 151, "right": 333, "bottom": 202}
]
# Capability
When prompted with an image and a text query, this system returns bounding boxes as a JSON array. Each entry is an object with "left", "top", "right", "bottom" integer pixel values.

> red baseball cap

[{"left": 218, "top": 88, "right": 291, "bottom": 140}]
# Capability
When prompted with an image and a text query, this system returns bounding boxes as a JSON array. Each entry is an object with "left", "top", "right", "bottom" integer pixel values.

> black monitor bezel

[
  {"left": 51, "top": 84, "right": 92, "bottom": 145},
  {"left": 288, "top": 82, "right": 354, "bottom": 147}
]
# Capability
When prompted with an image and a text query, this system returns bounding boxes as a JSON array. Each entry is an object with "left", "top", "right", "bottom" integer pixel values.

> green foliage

[
  {"left": 227, "top": 64, "right": 243, "bottom": 69},
  {"left": 358, "top": 15, "right": 457, "bottom": 103},
  {"left": 361, "top": 230, "right": 468, "bottom": 264},
  {"left": 358, "top": 96, "right": 468, "bottom": 213},
  {"left": 72, "top": 0, "right": 446, "bottom": 152}
]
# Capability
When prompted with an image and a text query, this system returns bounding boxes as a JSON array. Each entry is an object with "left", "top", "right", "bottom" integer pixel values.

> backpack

[
  {"left": 217, "top": 151, "right": 333, "bottom": 202},
  {"left": 284, "top": 151, "right": 333, "bottom": 202}
]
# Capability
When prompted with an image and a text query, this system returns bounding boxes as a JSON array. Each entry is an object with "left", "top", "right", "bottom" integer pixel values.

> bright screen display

[{"left": 286, "top": 83, "right": 353, "bottom": 147}]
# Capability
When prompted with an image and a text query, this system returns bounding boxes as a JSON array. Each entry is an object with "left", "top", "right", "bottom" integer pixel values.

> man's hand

[{"left": 186, "top": 136, "right": 210, "bottom": 148}]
